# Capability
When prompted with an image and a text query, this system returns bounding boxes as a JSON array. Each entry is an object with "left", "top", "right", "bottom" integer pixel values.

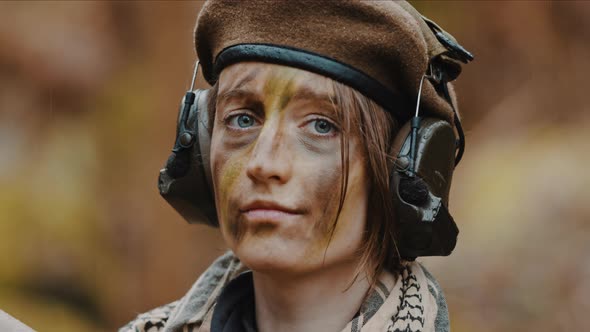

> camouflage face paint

[
  {"left": 210, "top": 62, "right": 369, "bottom": 275},
  {"left": 263, "top": 67, "right": 298, "bottom": 114},
  {"left": 217, "top": 159, "right": 246, "bottom": 241}
]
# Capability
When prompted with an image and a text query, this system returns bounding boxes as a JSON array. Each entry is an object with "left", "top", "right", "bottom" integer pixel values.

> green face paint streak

[
  {"left": 219, "top": 159, "right": 242, "bottom": 193},
  {"left": 217, "top": 158, "right": 245, "bottom": 241},
  {"left": 263, "top": 68, "right": 298, "bottom": 114}
]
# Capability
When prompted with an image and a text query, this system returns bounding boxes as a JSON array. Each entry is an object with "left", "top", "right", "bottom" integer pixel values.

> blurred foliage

[{"left": 0, "top": 1, "right": 588, "bottom": 331}]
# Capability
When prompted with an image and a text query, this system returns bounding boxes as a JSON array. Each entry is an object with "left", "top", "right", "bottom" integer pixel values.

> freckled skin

[{"left": 210, "top": 62, "right": 369, "bottom": 275}]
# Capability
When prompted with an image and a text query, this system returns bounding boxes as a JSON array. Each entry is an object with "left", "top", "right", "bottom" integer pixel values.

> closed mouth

[
  {"left": 239, "top": 200, "right": 304, "bottom": 222},
  {"left": 240, "top": 200, "right": 303, "bottom": 214}
]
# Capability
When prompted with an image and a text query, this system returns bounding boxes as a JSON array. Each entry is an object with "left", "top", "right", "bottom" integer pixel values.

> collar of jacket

[{"left": 210, "top": 271, "right": 256, "bottom": 332}]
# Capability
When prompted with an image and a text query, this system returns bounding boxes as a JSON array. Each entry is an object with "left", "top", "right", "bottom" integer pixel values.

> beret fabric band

[
  {"left": 194, "top": 0, "right": 470, "bottom": 124},
  {"left": 214, "top": 43, "right": 410, "bottom": 121}
]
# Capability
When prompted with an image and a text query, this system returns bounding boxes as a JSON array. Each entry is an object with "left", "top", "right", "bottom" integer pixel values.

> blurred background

[{"left": 0, "top": 1, "right": 588, "bottom": 331}]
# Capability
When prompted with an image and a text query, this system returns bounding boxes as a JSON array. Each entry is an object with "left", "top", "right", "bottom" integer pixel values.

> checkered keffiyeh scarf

[
  {"left": 344, "top": 263, "right": 441, "bottom": 332},
  {"left": 120, "top": 252, "right": 447, "bottom": 332}
]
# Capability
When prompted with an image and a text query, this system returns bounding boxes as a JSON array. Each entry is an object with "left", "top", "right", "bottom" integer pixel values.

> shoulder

[
  {"left": 119, "top": 251, "right": 243, "bottom": 332},
  {"left": 118, "top": 300, "right": 179, "bottom": 332}
]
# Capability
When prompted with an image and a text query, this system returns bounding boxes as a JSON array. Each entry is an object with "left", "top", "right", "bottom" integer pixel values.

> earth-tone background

[{"left": 1, "top": 1, "right": 588, "bottom": 331}]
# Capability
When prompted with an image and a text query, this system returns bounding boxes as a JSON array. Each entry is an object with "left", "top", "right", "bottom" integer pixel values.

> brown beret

[{"left": 194, "top": 0, "right": 472, "bottom": 124}]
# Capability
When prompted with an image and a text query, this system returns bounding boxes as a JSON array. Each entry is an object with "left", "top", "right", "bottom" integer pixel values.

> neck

[{"left": 252, "top": 261, "right": 370, "bottom": 332}]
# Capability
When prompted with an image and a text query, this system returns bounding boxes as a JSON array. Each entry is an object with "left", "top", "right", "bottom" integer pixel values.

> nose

[{"left": 246, "top": 121, "right": 292, "bottom": 185}]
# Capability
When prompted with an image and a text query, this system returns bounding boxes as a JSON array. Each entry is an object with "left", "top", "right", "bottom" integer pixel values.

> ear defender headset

[{"left": 158, "top": 17, "right": 473, "bottom": 261}]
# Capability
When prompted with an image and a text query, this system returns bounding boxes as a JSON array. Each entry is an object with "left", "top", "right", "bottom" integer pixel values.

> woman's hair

[
  {"left": 327, "top": 80, "right": 402, "bottom": 282},
  {"left": 206, "top": 76, "right": 402, "bottom": 282}
]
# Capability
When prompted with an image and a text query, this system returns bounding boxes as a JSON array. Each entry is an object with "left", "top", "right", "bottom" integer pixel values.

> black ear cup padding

[
  {"left": 399, "top": 177, "right": 429, "bottom": 205},
  {"left": 165, "top": 151, "right": 191, "bottom": 179},
  {"left": 396, "top": 199, "right": 458, "bottom": 259}
]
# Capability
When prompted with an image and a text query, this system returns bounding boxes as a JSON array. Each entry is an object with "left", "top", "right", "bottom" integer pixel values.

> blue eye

[
  {"left": 237, "top": 114, "right": 254, "bottom": 128},
  {"left": 229, "top": 114, "right": 256, "bottom": 128},
  {"left": 313, "top": 119, "right": 333, "bottom": 134}
]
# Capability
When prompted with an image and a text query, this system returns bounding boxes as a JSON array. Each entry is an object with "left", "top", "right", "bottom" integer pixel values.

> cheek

[
  {"left": 310, "top": 165, "right": 342, "bottom": 236},
  {"left": 211, "top": 134, "right": 247, "bottom": 240},
  {"left": 215, "top": 158, "right": 246, "bottom": 241},
  {"left": 307, "top": 147, "right": 368, "bottom": 252},
  {"left": 338, "top": 158, "right": 369, "bottom": 235}
]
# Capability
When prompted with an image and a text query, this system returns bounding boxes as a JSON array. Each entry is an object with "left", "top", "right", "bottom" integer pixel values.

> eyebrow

[
  {"left": 216, "top": 73, "right": 337, "bottom": 109},
  {"left": 217, "top": 68, "right": 260, "bottom": 103},
  {"left": 290, "top": 87, "right": 334, "bottom": 103},
  {"left": 216, "top": 88, "right": 258, "bottom": 107}
]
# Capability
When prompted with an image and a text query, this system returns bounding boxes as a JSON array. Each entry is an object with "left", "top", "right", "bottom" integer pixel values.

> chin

[{"left": 232, "top": 237, "right": 320, "bottom": 275}]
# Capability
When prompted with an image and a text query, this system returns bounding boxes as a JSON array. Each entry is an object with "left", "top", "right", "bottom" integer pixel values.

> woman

[{"left": 122, "top": 1, "right": 472, "bottom": 331}]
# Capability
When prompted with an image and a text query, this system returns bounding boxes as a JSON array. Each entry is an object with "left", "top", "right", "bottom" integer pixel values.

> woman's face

[{"left": 210, "top": 62, "right": 369, "bottom": 275}]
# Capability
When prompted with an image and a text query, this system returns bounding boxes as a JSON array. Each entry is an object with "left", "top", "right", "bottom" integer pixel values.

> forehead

[{"left": 217, "top": 62, "right": 334, "bottom": 101}]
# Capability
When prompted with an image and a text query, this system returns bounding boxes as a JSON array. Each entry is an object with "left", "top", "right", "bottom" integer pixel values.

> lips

[{"left": 239, "top": 200, "right": 303, "bottom": 223}]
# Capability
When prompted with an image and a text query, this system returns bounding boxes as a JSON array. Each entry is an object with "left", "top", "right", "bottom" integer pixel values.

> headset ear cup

[
  {"left": 158, "top": 89, "right": 219, "bottom": 227},
  {"left": 391, "top": 118, "right": 459, "bottom": 259}
]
